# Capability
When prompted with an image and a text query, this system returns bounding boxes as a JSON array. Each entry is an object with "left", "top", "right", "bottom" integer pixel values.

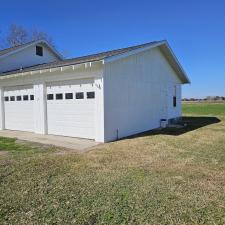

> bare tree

[
  {"left": 6, "top": 24, "right": 29, "bottom": 47},
  {"left": 0, "top": 29, "right": 8, "bottom": 49},
  {"left": 1, "top": 24, "right": 54, "bottom": 49},
  {"left": 31, "top": 29, "right": 54, "bottom": 45}
]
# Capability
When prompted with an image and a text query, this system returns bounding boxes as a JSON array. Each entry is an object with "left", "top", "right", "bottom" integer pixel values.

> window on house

[
  {"left": 23, "top": 95, "right": 29, "bottom": 101},
  {"left": 87, "top": 92, "right": 95, "bottom": 99},
  {"left": 4, "top": 96, "right": 9, "bottom": 101},
  {"left": 65, "top": 93, "right": 73, "bottom": 99},
  {"left": 173, "top": 96, "right": 177, "bottom": 107},
  {"left": 47, "top": 94, "right": 54, "bottom": 100},
  {"left": 16, "top": 96, "right": 22, "bottom": 101},
  {"left": 173, "top": 85, "right": 177, "bottom": 107},
  {"left": 76, "top": 92, "right": 84, "bottom": 99},
  {"left": 56, "top": 93, "right": 63, "bottom": 100},
  {"left": 30, "top": 95, "right": 34, "bottom": 100},
  {"left": 10, "top": 96, "right": 15, "bottom": 101},
  {"left": 36, "top": 46, "right": 43, "bottom": 56}
]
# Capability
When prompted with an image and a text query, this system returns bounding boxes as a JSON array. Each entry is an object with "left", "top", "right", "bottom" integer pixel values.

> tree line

[{"left": 183, "top": 96, "right": 225, "bottom": 101}]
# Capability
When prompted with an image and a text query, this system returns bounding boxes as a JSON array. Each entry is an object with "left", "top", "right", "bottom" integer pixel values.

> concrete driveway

[{"left": 0, "top": 130, "right": 100, "bottom": 153}]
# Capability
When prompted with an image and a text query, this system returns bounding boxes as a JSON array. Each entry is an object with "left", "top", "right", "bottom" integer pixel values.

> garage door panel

[
  {"left": 48, "top": 128, "right": 94, "bottom": 139},
  {"left": 47, "top": 103, "right": 94, "bottom": 110},
  {"left": 47, "top": 109, "right": 94, "bottom": 116},
  {"left": 47, "top": 80, "right": 95, "bottom": 139},
  {"left": 48, "top": 120, "right": 94, "bottom": 127},
  {"left": 48, "top": 116, "right": 94, "bottom": 123},
  {"left": 48, "top": 124, "right": 95, "bottom": 138},
  {"left": 47, "top": 104, "right": 94, "bottom": 115},
  {"left": 4, "top": 86, "right": 34, "bottom": 132}
]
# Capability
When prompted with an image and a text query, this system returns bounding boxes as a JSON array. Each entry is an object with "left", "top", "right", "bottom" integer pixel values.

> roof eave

[
  {"left": 104, "top": 40, "right": 190, "bottom": 84},
  {"left": 104, "top": 41, "right": 165, "bottom": 63},
  {"left": 159, "top": 41, "right": 190, "bottom": 84},
  {"left": 39, "top": 40, "right": 64, "bottom": 60},
  {"left": 0, "top": 60, "right": 104, "bottom": 80}
]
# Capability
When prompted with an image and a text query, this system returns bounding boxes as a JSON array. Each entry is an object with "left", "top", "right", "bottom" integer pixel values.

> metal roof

[
  {"left": 0, "top": 41, "right": 159, "bottom": 75},
  {"left": 0, "top": 40, "right": 190, "bottom": 83}
]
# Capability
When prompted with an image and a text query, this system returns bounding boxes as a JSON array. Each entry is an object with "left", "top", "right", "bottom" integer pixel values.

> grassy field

[
  {"left": 183, "top": 102, "right": 225, "bottom": 116},
  {"left": 0, "top": 103, "right": 225, "bottom": 225}
]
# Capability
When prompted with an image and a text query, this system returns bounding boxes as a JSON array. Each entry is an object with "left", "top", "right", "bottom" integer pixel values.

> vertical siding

[
  {"left": 33, "top": 82, "right": 47, "bottom": 134},
  {"left": 104, "top": 47, "right": 182, "bottom": 142},
  {"left": 94, "top": 77, "right": 104, "bottom": 142},
  {"left": 0, "top": 87, "right": 5, "bottom": 130}
]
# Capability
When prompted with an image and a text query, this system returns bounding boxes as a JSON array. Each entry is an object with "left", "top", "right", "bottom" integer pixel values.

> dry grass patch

[{"left": 0, "top": 103, "right": 225, "bottom": 224}]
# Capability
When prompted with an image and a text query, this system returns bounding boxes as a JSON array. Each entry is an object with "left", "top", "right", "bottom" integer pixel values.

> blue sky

[{"left": 1, "top": 0, "right": 225, "bottom": 98}]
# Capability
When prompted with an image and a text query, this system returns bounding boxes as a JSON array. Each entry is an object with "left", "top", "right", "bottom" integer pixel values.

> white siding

[
  {"left": 103, "top": 47, "right": 182, "bottom": 142},
  {"left": 33, "top": 82, "right": 47, "bottom": 134},
  {"left": 167, "top": 84, "right": 182, "bottom": 119},
  {"left": 0, "top": 44, "right": 58, "bottom": 73},
  {"left": 94, "top": 77, "right": 105, "bottom": 142},
  {"left": 0, "top": 87, "right": 5, "bottom": 130}
]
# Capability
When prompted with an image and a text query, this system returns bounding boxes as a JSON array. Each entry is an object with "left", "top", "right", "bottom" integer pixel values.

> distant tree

[
  {"left": 6, "top": 24, "right": 29, "bottom": 47},
  {"left": 215, "top": 96, "right": 222, "bottom": 101},
  {"left": 0, "top": 29, "right": 6, "bottom": 49},
  {"left": 206, "top": 96, "right": 213, "bottom": 101},
  {"left": 31, "top": 28, "right": 54, "bottom": 45},
  {"left": 1, "top": 24, "right": 54, "bottom": 49}
]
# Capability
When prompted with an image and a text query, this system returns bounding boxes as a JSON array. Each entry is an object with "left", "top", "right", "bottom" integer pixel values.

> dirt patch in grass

[
  {"left": 0, "top": 150, "right": 8, "bottom": 156},
  {"left": 15, "top": 139, "right": 55, "bottom": 150}
]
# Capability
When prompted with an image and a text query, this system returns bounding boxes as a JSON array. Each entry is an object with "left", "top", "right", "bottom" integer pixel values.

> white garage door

[
  {"left": 47, "top": 79, "right": 95, "bottom": 139},
  {"left": 4, "top": 85, "right": 35, "bottom": 132}
]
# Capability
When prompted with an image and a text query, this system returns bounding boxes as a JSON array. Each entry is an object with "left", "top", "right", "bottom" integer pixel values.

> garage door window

[
  {"left": 23, "top": 95, "right": 29, "bottom": 101},
  {"left": 65, "top": 93, "right": 73, "bottom": 99},
  {"left": 47, "top": 94, "right": 54, "bottom": 100},
  {"left": 16, "top": 96, "right": 22, "bottom": 101},
  {"left": 4, "top": 96, "right": 9, "bottom": 101},
  {"left": 56, "top": 93, "right": 63, "bottom": 100},
  {"left": 30, "top": 95, "right": 34, "bottom": 101},
  {"left": 76, "top": 92, "right": 84, "bottom": 99},
  {"left": 87, "top": 92, "right": 95, "bottom": 99},
  {"left": 10, "top": 96, "right": 15, "bottom": 101}
]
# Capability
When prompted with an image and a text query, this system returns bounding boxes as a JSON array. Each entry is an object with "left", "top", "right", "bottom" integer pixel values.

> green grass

[
  {"left": 0, "top": 137, "right": 56, "bottom": 159},
  {"left": 182, "top": 102, "right": 225, "bottom": 116},
  {"left": 0, "top": 103, "right": 225, "bottom": 225}
]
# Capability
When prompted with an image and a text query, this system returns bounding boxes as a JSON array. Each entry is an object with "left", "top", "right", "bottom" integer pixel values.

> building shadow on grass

[{"left": 125, "top": 116, "right": 221, "bottom": 139}]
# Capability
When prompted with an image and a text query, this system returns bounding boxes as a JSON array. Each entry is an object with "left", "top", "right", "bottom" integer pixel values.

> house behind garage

[{"left": 0, "top": 40, "right": 190, "bottom": 142}]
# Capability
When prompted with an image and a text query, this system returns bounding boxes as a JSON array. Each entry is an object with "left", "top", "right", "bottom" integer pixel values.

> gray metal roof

[{"left": 0, "top": 41, "right": 159, "bottom": 76}]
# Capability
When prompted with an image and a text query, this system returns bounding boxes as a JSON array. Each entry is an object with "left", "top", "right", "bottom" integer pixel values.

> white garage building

[{"left": 0, "top": 40, "right": 190, "bottom": 142}]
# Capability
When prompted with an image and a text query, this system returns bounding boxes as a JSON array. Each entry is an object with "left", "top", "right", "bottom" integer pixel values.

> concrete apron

[{"left": 0, "top": 130, "right": 100, "bottom": 153}]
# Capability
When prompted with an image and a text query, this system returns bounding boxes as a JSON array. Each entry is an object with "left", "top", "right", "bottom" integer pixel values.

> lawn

[
  {"left": 183, "top": 102, "right": 225, "bottom": 116},
  {"left": 0, "top": 103, "right": 225, "bottom": 225}
]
